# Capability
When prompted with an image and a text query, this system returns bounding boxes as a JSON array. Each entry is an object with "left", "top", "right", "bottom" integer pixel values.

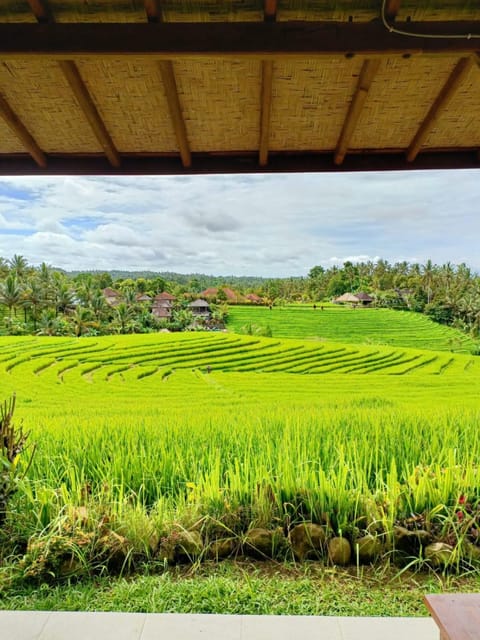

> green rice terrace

[
  {"left": 226, "top": 304, "right": 477, "bottom": 352},
  {"left": 1, "top": 321, "right": 480, "bottom": 588}
]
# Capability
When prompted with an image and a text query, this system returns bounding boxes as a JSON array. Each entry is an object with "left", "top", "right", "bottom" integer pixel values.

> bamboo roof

[{"left": 1, "top": 1, "right": 480, "bottom": 175}]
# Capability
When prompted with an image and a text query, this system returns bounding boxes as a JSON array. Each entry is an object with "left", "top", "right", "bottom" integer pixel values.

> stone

[
  {"left": 207, "top": 538, "right": 237, "bottom": 560},
  {"left": 354, "top": 534, "right": 383, "bottom": 562},
  {"left": 463, "top": 541, "right": 480, "bottom": 563},
  {"left": 425, "top": 542, "right": 454, "bottom": 567},
  {"left": 290, "top": 523, "right": 326, "bottom": 560},
  {"left": 175, "top": 530, "right": 203, "bottom": 561},
  {"left": 244, "top": 528, "right": 276, "bottom": 558},
  {"left": 393, "top": 525, "right": 431, "bottom": 550},
  {"left": 328, "top": 537, "right": 351, "bottom": 565}
]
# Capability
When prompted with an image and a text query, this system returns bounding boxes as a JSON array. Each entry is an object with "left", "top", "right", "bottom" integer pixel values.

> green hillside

[{"left": 226, "top": 305, "right": 477, "bottom": 353}]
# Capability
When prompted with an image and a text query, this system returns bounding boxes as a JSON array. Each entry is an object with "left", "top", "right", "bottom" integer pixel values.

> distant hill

[{"left": 66, "top": 269, "right": 295, "bottom": 289}]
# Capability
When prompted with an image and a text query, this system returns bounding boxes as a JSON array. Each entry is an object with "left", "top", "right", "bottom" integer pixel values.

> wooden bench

[{"left": 424, "top": 594, "right": 480, "bottom": 640}]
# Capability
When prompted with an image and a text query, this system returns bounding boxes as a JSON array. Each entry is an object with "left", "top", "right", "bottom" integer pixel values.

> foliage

[
  {"left": 0, "top": 256, "right": 480, "bottom": 341},
  {"left": 0, "top": 395, "right": 33, "bottom": 527}
]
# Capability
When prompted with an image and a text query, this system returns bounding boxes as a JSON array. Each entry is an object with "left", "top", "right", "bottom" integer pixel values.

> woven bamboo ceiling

[{"left": 1, "top": 1, "right": 480, "bottom": 174}]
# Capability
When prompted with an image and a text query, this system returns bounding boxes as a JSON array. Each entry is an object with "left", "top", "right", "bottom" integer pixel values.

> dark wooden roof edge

[
  {"left": 1, "top": 150, "right": 478, "bottom": 176},
  {"left": 3, "top": 21, "right": 480, "bottom": 57}
]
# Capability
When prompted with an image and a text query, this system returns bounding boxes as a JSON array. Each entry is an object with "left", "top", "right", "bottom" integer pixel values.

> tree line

[{"left": 0, "top": 255, "right": 479, "bottom": 338}]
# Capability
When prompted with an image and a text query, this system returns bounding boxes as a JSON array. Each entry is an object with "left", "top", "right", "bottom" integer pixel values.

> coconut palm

[
  {"left": 23, "top": 278, "right": 46, "bottom": 331},
  {"left": 8, "top": 254, "right": 29, "bottom": 282},
  {"left": 37, "top": 309, "right": 66, "bottom": 336},
  {"left": 53, "top": 281, "right": 75, "bottom": 316},
  {"left": 70, "top": 306, "right": 95, "bottom": 337},
  {"left": 0, "top": 275, "right": 22, "bottom": 318},
  {"left": 115, "top": 302, "right": 135, "bottom": 334},
  {"left": 76, "top": 275, "right": 96, "bottom": 307},
  {"left": 90, "top": 291, "right": 108, "bottom": 322}
]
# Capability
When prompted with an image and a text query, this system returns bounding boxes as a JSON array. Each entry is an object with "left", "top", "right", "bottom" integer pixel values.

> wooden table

[{"left": 424, "top": 594, "right": 480, "bottom": 640}]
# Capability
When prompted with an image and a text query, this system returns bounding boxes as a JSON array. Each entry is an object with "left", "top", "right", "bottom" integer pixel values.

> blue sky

[{"left": 0, "top": 170, "right": 477, "bottom": 277}]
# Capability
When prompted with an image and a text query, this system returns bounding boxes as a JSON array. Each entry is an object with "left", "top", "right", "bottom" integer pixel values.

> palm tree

[
  {"left": 37, "top": 310, "right": 65, "bottom": 336},
  {"left": 24, "top": 278, "right": 46, "bottom": 331},
  {"left": 0, "top": 257, "right": 9, "bottom": 279},
  {"left": 53, "top": 281, "right": 75, "bottom": 316},
  {"left": 70, "top": 306, "right": 94, "bottom": 337},
  {"left": 115, "top": 303, "right": 135, "bottom": 334},
  {"left": 9, "top": 254, "right": 29, "bottom": 282},
  {"left": 76, "top": 275, "right": 96, "bottom": 307},
  {"left": 90, "top": 291, "right": 107, "bottom": 322},
  {"left": 122, "top": 287, "right": 137, "bottom": 308},
  {"left": 0, "top": 275, "right": 22, "bottom": 318},
  {"left": 422, "top": 260, "right": 437, "bottom": 304}
]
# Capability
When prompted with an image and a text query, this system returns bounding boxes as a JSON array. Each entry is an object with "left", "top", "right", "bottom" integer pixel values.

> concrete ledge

[{"left": 0, "top": 611, "right": 438, "bottom": 640}]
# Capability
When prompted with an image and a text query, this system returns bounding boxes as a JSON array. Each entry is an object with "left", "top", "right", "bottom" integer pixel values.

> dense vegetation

[{"left": 1, "top": 255, "right": 480, "bottom": 340}]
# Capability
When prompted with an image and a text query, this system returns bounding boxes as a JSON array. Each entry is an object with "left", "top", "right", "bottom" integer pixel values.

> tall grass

[{"left": 0, "top": 333, "right": 479, "bottom": 578}]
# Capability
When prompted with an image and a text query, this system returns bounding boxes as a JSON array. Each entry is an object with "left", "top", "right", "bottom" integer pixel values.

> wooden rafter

[
  {"left": 4, "top": 22, "right": 480, "bottom": 58},
  {"left": 264, "top": 0, "right": 277, "bottom": 22},
  {"left": 259, "top": 61, "right": 274, "bottom": 167},
  {"left": 407, "top": 57, "right": 473, "bottom": 163},
  {"left": 26, "top": 0, "right": 52, "bottom": 23},
  {"left": 27, "top": 0, "right": 121, "bottom": 168},
  {"left": 334, "top": 59, "right": 380, "bottom": 166},
  {"left": 158, "top": 61, "right": 191, "bottom": 168},
  {"left": 259, "top": 0, "right": 277, "bottom": 166},
  {"left": 144, "top": 0, "right": 163, "bottom": 23},
  {"left": 0, "top": 92, "right": 46, "bottom": 167},
  {"left": 384, "top": 0, "right": 401, "bottom": 20},
  {"left": 59, "top": 60, "right": 120, "bottom": 167},
  {"left": 1, "top": 150, "right": 479, "bottom": 177}
]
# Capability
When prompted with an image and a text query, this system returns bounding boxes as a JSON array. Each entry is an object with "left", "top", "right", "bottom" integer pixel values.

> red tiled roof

[{"left": 155, "top": 291, "right": 175, "bottom": 301}]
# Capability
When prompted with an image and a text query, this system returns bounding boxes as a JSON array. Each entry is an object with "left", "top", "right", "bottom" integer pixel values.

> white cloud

[{"left": 0, "top": 170, "right": 479, "bottom": 276}]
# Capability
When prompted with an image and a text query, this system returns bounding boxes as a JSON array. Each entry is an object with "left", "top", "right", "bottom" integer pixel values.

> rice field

[
  {"left": 226, "top": 305, "right": 477, "bottom": 352},
  {"left": 1, "top": 330, "right": 480, "bottom": 577}
]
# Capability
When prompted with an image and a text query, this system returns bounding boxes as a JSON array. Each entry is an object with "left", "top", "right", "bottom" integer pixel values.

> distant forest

[{"left": 0, "top": 256, "right": 479, "bottom": 339}]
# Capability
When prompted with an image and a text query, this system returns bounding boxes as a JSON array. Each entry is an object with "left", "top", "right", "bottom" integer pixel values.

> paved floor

[{"left": 0, "top": 611, "right": 438, "bottom": 640}]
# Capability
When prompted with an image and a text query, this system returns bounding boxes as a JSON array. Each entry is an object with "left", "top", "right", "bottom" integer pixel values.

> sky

[{"left": 0, "top": 169, "right": 478, "bottom": 278}]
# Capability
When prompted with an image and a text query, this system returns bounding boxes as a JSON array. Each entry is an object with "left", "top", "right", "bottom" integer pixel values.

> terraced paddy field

[
  {"left": 0, "top": 330, "right": 479, "bottom": 576},
  {"left": 226, "top": 305, "right": 477, "bottom": 352}
]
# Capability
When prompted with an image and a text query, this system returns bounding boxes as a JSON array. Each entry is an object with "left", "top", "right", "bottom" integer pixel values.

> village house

[
  {"left": 152, "top": 292, "right": 175, "bottom": 320},
  {"left": 102, "top": 287, "right": 122, "bottom": 306},
  {"left": 189, "top": 299, "right": 211, "bottom": 319},
  {"left": 334, "top": 292, "right": 373, "bottom": 306},
  {"left": 200, "top": 287, "right": 241, "bottom": 303}
]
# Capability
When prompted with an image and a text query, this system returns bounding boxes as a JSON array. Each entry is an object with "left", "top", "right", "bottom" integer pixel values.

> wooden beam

[
  {"left": 59, "top": 60, "right": 120, "bottom": 168},
  {"left": 0, "top": 93, "right": 46, "bottom": 167},
  {"left": 334, "top": 59, "right": 380, "bottom": 165},
  {"left": 3, "top": 22, "right": 480, "bottom": 58},
  {"left": 144, "top": 0, "right": 163, "bottom": 23},
  {"left": 1, "top": 150, "right": 479, "bottom": 176},
  {"left": 407, "top": 56, "right": 473, "bottom": 162},
  {"left": 259, "top": 61, "right": 274, "bottom": 167},
  {"left": 26, "top": 0, "right": 52, "bottom": 23},
  {"left": 264, "top": 0, "right": 277, "bottom": 22},
  {"left": 158, "top": 61, "right": 191, "bottom": 168},
  {"left": 385, "top": 0, "right": 402, "bottom": 20}
]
